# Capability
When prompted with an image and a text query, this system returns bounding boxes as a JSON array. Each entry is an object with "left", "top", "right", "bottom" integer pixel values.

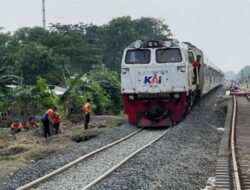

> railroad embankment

[{"left": 0, "top": 115, "right": 125, "bottom": 183}]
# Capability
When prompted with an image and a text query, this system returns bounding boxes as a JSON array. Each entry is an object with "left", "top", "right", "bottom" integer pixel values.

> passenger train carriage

[{"left": 121, "top": 39, "right": 224, "bottom": 127}]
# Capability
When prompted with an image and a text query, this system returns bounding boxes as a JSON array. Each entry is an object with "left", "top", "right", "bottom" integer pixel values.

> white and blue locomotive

[{"left": 121, "top": 39, "right": 223, "bottom": 127}]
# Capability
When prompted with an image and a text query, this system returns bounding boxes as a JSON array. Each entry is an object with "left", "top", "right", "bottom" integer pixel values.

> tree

[
  {"left": 32, "top": 77, "right": 59, "bottom": 112},
  {"left": 238, "top": 66, "right": 250, "bottom": 84},
  {"left": 102, "top": 16, "right": 172, "bottom": 71},
  {"left": 0, "top": 75, "right": 22, "bottom": 87},
  {"left": 14, "top": 42, "right": 58, "bottom": 84},
  {"left": 89, "top": 64, "right": 121, "bottom": 113},
  {"left": 8, "top": 85, "right": 37, "bottom": 116},
  {"left": 135, "top": 17, "right": 172, "bottom": 38},
  {"left": 59, "top": 73, "right": 86, "bottom": 116},
  {"left": 0, "top": 17, "right": 173, "bottom": 115},
  {"left": 0, "top": 32, "right": 15, "bottom": 75},
  {"left": 14, "top": 27, "right": 51, "bottom": 46},
  {"left": 49, "top": 24, "right": 104, "bottom": 72}
]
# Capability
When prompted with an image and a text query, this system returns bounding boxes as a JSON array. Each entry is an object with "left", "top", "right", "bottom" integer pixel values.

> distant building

[{"left": 53, "top": 86, "right": 67, "bottom": 95}]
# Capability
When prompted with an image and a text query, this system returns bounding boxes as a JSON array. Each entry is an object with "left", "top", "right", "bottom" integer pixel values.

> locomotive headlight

[
  {"left": 128, "top": 95, "right": 135, "bottom": 100},
  {"left": 164, "top": 41, "right": 172, "bottom": 48},
  {"left": 147, "top": 41, "right": 159, "bottom": 47},
  {"left": 148, "top": 41, "right": 153, "bottom": 47},
  {"left": 133, "top": 40, "right": 141, "bottom": 49},
  {"left": 173, "top": 93, "right": 180, "bottom": 99},
  {"left": 153, "top": 41, "right": 159, "bottom": 47}
]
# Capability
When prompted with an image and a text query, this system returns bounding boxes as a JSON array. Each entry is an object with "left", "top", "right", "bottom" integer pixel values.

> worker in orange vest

[
  {"left": 192, "top": 55, "right": 201, "bottom": 83},
  {"left": 41, "top": 106, "right": 56, "bottom": 138},
  {"left": 83, "top": 98, "right": 91, "bottom": 129},
  {"left": 27, "top": 116, "right": 39, "bottom": 129},
  {"left": 10, "top": 118, "right": 23, "bottom": 134},
  {"left": 52, "top": 111, "right": 61, "bottom": 134}
]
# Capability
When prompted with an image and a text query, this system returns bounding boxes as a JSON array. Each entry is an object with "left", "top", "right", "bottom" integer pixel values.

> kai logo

[{"left": 144, "top": 73, "right": 162, "bottom": 84}]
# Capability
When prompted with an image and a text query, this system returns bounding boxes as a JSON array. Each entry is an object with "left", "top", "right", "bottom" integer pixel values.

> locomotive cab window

[
  {"left": 125, "top": 49, "right": 150, "bottom": 64},
  {"left": 188, "top": 52, "right": 194, "bottom": 63},
  {"left": 156, "top": 48, "right": 182, "bottom": 63}
]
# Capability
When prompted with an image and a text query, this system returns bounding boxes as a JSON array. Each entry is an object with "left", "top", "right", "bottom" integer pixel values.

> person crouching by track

[
  {"left": 41, "top": 106, "right": 56, "bottom": 138},
  {"left": 10, "top": 118, "right": 23, "bottom": 134},
  {"left": 28, "top": 116, "right": 39, "bottom": 129},
  {"left": 52, "top": 111, "right": 61, "bottom": 134},
  {"left": 83, "top": 98, "right": 91, "bottom": 129}
]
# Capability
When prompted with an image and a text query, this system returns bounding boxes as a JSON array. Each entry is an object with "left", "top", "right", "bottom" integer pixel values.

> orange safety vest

[
  {"left": 52, "top": 112, "right": 61, "bottom": 124},
  {"left": 46, "top": 109, "right": 54, "bottom": 120},
  {"left": 192, "top": 60, "right": 201, "bottom": 67},
  {"left": 83, "top": 102, "right": 91, "bottom": 114},
  {"left": 11, "top": 122, "right": 23, "bottom": 129},
  {"left": 28, "top": 121, "right": 38, "bottom": 128}
]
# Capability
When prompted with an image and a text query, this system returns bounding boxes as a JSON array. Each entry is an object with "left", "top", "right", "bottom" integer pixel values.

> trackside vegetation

[{"left": 0, "top": 16, "right": 172, "bottom": 118}]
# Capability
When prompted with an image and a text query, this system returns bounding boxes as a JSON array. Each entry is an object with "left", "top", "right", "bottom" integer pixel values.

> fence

[{"left": 0, "top": 112, "right": 12, "bottom": 128}]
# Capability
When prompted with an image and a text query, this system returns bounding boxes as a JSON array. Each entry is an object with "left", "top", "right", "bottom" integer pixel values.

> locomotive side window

[
  {"left": 188, "top": 52, "right": 194, "bottom": 63},
  {"left": 125, "top": 50, "right": 150, "bottom": 64},
  {"left": 156, "top": 48, "right": 182, "bottom": 63}
]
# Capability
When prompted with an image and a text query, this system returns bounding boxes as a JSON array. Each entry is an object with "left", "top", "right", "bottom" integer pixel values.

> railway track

[
  {"left": 216, "top": 95, "right": 250, "bottom": 190},
  {"left": 17, "top": 128, "right": 170, "bottom": 190}
]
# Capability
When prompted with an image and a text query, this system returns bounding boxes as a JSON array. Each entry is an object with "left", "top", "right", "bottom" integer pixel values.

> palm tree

[
  {"left": 0, "top": 75, "right": 23, "bottom": 87},
  {"left": 59, "top": 73, "right": 94, "bottom": 116}
]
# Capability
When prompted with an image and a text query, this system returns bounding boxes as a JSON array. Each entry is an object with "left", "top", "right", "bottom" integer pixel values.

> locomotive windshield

[
  {"left": 125, "top": 49, "right": 150, "bottom": 64},
  {"left": 156, "top": 48, "right": 182, "bottom": 63}
]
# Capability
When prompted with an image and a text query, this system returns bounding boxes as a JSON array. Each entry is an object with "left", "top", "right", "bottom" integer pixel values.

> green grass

[
  {"left": 71, "top": 128, "right": 84, "bottom": 142},
  {"left": 107, "top": 120, "right": 119, "bottom": 128},
  {"left": 0, "top": 128, "right": 11, "bottom": 140}
]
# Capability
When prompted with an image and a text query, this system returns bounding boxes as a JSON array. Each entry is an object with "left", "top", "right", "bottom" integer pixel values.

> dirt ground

[{"left": 0, "top": 115, "right": 126, "bottom": 181}]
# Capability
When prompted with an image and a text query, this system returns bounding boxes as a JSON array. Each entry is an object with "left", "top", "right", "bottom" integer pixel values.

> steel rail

[
  {"left": 81, "top": 128, "right": 170, "bottom": 190},
  {"left": 231, "top": 96, "right": 242, "bottom": 190},
  {"left": 17, "top": 128, "right": 143, "bottom": 190}
]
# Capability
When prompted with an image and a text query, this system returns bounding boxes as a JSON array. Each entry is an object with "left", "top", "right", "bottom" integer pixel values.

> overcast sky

[{"left": 1, "top": 0, "right": 250, "bottom": 73}]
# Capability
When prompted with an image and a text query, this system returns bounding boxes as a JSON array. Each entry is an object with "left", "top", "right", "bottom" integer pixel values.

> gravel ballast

[
  {"left": 34, "top": 129, "right": 167, "bottom": 190},
  {"left": 90, "top": 87, "right": 227, "bottom": 190},
  {"left": 0, "top": 86, "right": 227, "bottom": 190},
  {"left": 0, "top": 124, "right": 138, "bottom": 190}
]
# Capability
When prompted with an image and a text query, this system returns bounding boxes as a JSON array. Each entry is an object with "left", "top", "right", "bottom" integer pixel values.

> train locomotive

[{"left": 121, "top": 39, "right": 224, "bottom": 127}]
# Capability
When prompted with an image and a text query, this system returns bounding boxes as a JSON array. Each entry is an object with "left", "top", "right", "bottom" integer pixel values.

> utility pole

[{"left": 42, "top": 0, "right": 46, "bottom": 29}]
